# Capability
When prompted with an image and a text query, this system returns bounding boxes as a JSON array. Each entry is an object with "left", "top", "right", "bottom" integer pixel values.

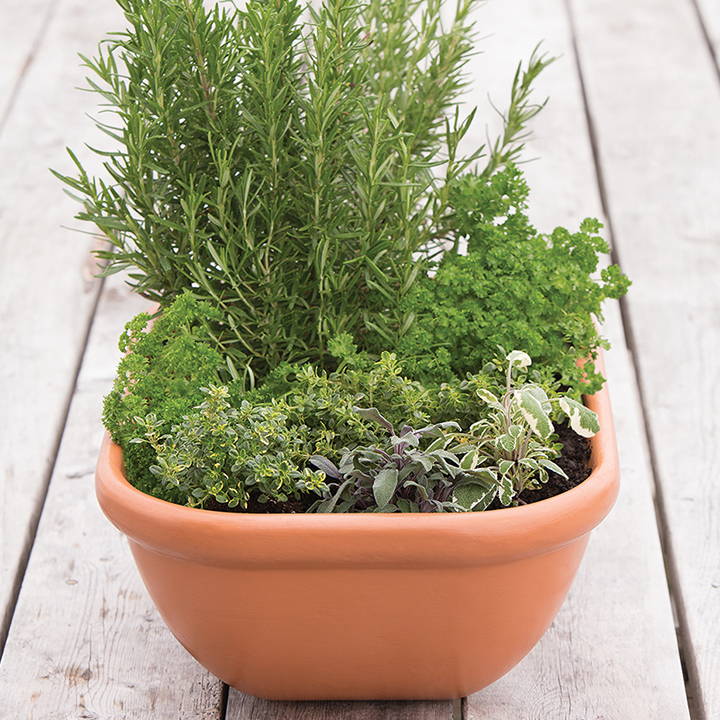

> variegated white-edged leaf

[
  {"left": 508, "top": 424, "right": 524, "bottom": 439},
  {"left": 454, "top": 481, "right": 497, "bottom": 511},
  {"left": 416, "top": 421, "right": 461, "bottom": 436},
  {"left": 558, "top": 397, "right": 599, "bottom": 438},
  {"left": 517, "top": 388, "right": 554, "bottom": 439},
  {"left": 498, "top": 475, "right": 514, "bottom": 506},
  {"left": 467, "top": 467, "right": 497, "bottom": 483},
  {"left": 498, "top": 459, "right": 514, "bottom": 475},
  {"left": 496, "top": 434, "right": 516, "bottom": 452},
  {"left": 469, "top": 419, "right": 491, "bottom": 433},
  {"left": 507, "top": 350, "right": 532, "bottom": 368},
  {"left": 448, "top": 441, "right": 475, "bottom": 454},
  {"left": 518, "top": 458, "right": 538, "bottom": 470},
  {"left": 460, "top": 449, "right": 479, "bottom": 470},
  {"left": 539, "top": 458, "right": 568, "bottom": 477},
  {"left": 522, "top": 385, "right": 551, "bottom": 413},
  {"left": 476, "top": 388, "right": 503, "bottom": 410},
  {"left": 425, "top": 436, "right": 447, "bottom": 453}
]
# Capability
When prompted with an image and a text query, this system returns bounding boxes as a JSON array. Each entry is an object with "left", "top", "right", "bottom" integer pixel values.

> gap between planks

[
  {"left": 0, "top": 274, "right": 227, "bottom": 720},
  {"left": 690, "top": 0, "right": 720, "bottom": 84},
  {"left": 0, "top": 276, "right": 104, "bottom": 655}
]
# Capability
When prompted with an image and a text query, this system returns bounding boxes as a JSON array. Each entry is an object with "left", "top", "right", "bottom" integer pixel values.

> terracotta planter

[{"left": 96, "top": 382, "right": 619, "bottom": 701}]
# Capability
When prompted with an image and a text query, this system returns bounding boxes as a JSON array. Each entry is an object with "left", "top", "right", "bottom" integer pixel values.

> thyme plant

[
  {"left": 55, "top": 0, "right": 550, "bottom": 383},
  {"left": 134, "top": 386, "right": 327, "bottom": 509}
]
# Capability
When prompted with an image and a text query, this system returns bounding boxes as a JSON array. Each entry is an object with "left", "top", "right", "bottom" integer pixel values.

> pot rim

[{"left": 96, "top": 381, "right": 619, "bottom": 569}]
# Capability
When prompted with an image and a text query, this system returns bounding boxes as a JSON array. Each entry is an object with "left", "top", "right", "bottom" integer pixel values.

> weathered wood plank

[
  {"left": 463, "top": 0, "right": 690, "bottom": 717},
  {"left": 0, "top": 0, "right": 122, "bottom": 645},
  {"left": 568, "top": 0, "right": 720, "bottom": 716},
  {"left": 227, "top": 698, "right": 455, "bottom": 720},
  {"left": 0, "top": 275, "right": 226, "bottom": 720},
  {"left": 0, "top": 0, "right": 56, "bottom": 129}
]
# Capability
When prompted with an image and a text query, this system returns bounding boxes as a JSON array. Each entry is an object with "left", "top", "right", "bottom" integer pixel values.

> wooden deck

[{"left": 0, "top": 0, "right": 717, "bottom": 717}]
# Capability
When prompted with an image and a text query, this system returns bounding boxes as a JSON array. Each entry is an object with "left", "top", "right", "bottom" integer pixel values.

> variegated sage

[{"left": 452, "top": 351, "right": 599, "bottom": 511}]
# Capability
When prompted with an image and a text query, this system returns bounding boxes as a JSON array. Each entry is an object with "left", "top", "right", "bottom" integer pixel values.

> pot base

[{"left": 130, "top": 535, "right": 589, "bottom": 700}]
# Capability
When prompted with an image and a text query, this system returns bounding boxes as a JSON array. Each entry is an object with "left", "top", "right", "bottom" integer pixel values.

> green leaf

[
  {"left": 522, "top": 385, "right": 551, "bottom": 413},
  {"left": 496, "top": 434, "right": 516, "bottom": 452},
  {"left": 559, "top": 397, "right": 600, "bottom": 438},
  {"left": 353, "top": 407, "right": 394, "bottom": 433},
  {"left": 476, "top": 388, "right": 501, "bottom": 408},
  {"left": 539, "top": 458, "right": 568, "bottom": 478},
  {"left": 508, "top": 424, "right": 523, "bottom": 439},
  {"left": 507, "top": 350, "right": 532, "bottom": 368},
  {"left": 454, "top": 481, "right": 497, "bottom": 511},
  {"left": 373, "top": 468, "right": 399, "bottom": 508},
  {"left": 467, "top": 468, "right": 497, "bottom": 483},
  {"left": 498, "top": 475, "right": 515, "bottom": 506},
  {"left": 317, "top": 479, "right": 353, "bottom": 513},
  {"left": 402, "top": 480, "right": 430, "bottom": 500},
  {"left": 460, "top": 449, "right": 478, "bottom": 470},
  {"left": 517, "top": 388, "right": 554, "bottom": 439},
  {"left": 309, "top": 455, "right": 341, "bottom": 479},
  {"left": 518, "top": 458, "right": 538, "bottom": 470},
  {"left": 425, "top": 436, "right": 447, "bottom": 453},
  {"left": 498, "top": 459, "right": 514, "bottom": 475}
]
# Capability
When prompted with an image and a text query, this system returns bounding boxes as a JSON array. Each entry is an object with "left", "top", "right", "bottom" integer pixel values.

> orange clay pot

[{"left": 95, "top": 383, "right": 619, "bottom": 701}]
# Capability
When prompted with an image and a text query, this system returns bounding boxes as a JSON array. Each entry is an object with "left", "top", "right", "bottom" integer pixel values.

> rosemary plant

[{"left": 55, "top": 0, "right": 549, "bottom": 383}]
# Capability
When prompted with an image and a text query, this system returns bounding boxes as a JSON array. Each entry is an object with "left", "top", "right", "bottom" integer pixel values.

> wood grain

[
  {"left": 227, "top": 697, "right": 456, "bottom": 720},
  {"left": 0, "top": 0, "right": 126, "bottom": 647},
  {"left": 0, "top": 275, "right": 225, "bottom": 720},
  {"left": 0, "top": 1, "right": 705, "bottom": 719},
  {"left": 463, "top": 0, "right": 690, "bottom": 717},
  {"left": 568, "top": 0, "right": 720, "bottom": 716},
  {"left": 0, "top": 0, "right": 56, "bottom": 130}
]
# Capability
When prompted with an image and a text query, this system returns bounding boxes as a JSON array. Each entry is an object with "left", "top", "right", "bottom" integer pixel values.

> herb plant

[
  {"left": 56, "top": 0, "right": 619, "bottom": 515},
  {"left": 134, "top": 386, "right": 326, "bottom": 510},
  {"left": 310, "top": 351, "right": 597, "bottom": 513},
  {"left": 397, "top": 165, "right": 631, "bottom": 392},
  {"left": 54, "top": 0, "right": 550, "bottom": 383},
  {"left": 310, "top": 411, "right": 470, "bottom": 513},
  {"left": 453, "top": 351, "right": 599, "bottom": 510},
  {"left": 103, "top": 291, "right": 230, "bottom": 493},
  {"left": 106, "top": 293, "right": 597, "bottom": 511},
  {"left": 109, "top": 294, "right": 503, "bottom": 497}
]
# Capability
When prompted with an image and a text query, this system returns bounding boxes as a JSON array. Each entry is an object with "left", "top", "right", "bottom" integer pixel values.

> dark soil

[
  {"left": 517, "top": 422, "right": 592, "bottom": 505},
  {"left": 486, "top": 423, "right": 592, "bottom": 510},
  {"left": 204, "top": 495, "right": 313, "bottom": 514}
]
